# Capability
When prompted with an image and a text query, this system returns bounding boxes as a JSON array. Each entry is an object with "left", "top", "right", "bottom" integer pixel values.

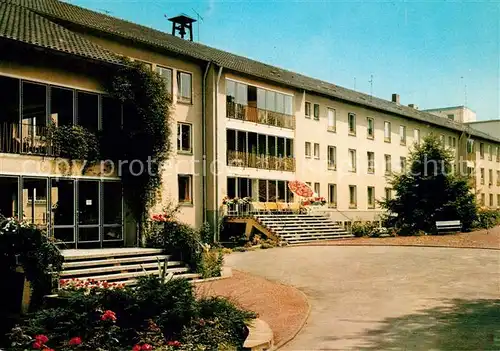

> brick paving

[{"left": 194, "top": 270, "right": 309, "bottom": 346}]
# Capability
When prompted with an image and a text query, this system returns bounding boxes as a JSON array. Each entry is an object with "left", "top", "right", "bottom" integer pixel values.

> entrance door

[{"left": 77, "top": 180, "right": 100, "bottom": 248}]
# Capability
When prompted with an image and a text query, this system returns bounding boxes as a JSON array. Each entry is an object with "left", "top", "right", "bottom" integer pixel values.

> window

[
  {"left": 400, "top": 157, "right": 407, "bottom": 172},
  {"left": 155, "top": 66, "right": 173, "bottom": 96},
  {"left": 22, "top": 82, "right": 47, "bottom": 131},
  {"left": 489, "top": 169, "right": 493, "bottom": 185},
  {"left": 102, "top": 96, "right": 122, "bottom": 131},
  {"left": 178, "top": 175, "right": 192, "bottom": 204},
  {"left": 305, "top": 142, "right": 311, "bottom": 157},
  {"left": 488, "top": 145, "right": 492, "bottom": 161},
  {"left": 384, "top": 121, "right": 391, "bottom": 142},
  {"left": 481, "top": 193, "right": 485, "bottom": 206},
  {"left": 384, "top": 154, "right": 392, "bottom": 174},
  {"left": 452, "top": 137, "right": 457, "bottom": 148},
  {"left": 348, "top": 113, "right": 356, "bottom": 135},
  {"left": 313, "top": 104, "right": 320, "bottom": 121},
  {"left": 327, "top": 108, "right": 336, "bottom": 131},
  {"left": 349, "top": 185, "right": 357, "bottom": 208},
  {"left": 50, "top": 87, "right": 74, "bottom": 126},
  {"left": 327, "top": 146, "right": 336, "bottom": 170},
  {"left": 314, "top": 182, "right": 320, "bottom": 196},
  {"left": 177, "top": 123, "right": 192, "bottom": 153},
  {"left": 479, "top": 143, "right": 484, "bottom": 159},
  {"left": 448, "top": 136, "right": 453, "bottom": 148},
  {"left": 480, "top": 168, "right": 485, "bottom": 184},
  {"left": 467, "top": 139, "right": 474, "bottom": 153},
  {"left": 348, "top": 149, "right": 357, "bottom": 172},
  {"left": 414, "top": 129, "right": 420, "bottom": 145},
  {"left": 384, "top": 187, "right": 392, "bottom": 200},
  {"left": 305, "top": 181, "right": 312, "bottom": 188},
  {"left": 305, "top": 102, "right": 311, "bottom": 118},
  {"left": 447, "top": 114, "right": 455, "bottom": 120},
  {"left": 77, "top": 91, "right": 99, "bottom": 132},
  {"left": 367, "top": 152, "right": 375, "bottom": 174},
  {"left": 313, "top": 143, "right": 320, "bottom": 159},
  {"left": 134, "top": 60, "right": 152, "bottom": 70},
  {"left": 22, "top": 178, "right": 48, "bottom": 226},
  {"left": 498, "top": 194, "right": 500, "bottom": 207},
  {"left": 497, "top": 170, "right": 500, "bottom": 186},
  {"left": 367, "top": 117, "right": 374, "bottom": 139},
  {"left": 440, "top": 134, "right": 445, "bottom": 146},
  {"left": 399, "top": 125, "right": 406, "bottom": 145},
  {"left": 0, "top": 76, "right": 20, "bottom": 125},
  {"left": 177, "top": 71, "right": 192, "bottom": 103},
  {"left": 328, "top": 184, "right": 337, "bottom": 208},
  {"left": 496, "top": 146, "right": 500, "bottom": 162},
  {"left": 367, "top": 187, "right": 375, "bottom": 209},
  {"left": 490, "top": 194, "right": 494, "bottom": 206}
]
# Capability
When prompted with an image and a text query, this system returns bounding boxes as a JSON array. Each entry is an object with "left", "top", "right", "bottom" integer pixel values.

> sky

[{"left": 68, "top": 0, "right": 500, "bottom": 121}]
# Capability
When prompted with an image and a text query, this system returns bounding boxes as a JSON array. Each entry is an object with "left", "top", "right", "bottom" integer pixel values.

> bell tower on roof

[{"left": 168, "top": 14, "right": 196, "bottom": 42}]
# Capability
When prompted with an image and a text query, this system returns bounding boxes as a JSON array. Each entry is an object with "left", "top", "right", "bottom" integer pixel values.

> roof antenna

[
  {"left": 460, "top": 76, "right": 468, "bottom": 108},
  {"left": 98, "top": 9, "right": 112, "bottom": 15},
  {"left": 369, "top": 74, "right": 374, "bottom": 100},
  {"left": 192, "top": 8, "right": 204, "bottom": 42}
]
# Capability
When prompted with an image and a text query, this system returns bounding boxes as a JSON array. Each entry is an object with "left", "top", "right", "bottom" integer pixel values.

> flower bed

[{"left": 8, "top": 275, "right": 256, "bottom": 351}]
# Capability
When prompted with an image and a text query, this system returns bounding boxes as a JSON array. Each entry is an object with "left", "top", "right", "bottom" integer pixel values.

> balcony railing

[
  {"left": 0, "top": 122, "right": 56, "bottom": 156},
  {"left": 226, "top": 102, "right": 295, "bottom": 130},
  {"left": 227, "top": 150, "right": 295, "bottom": 172}
]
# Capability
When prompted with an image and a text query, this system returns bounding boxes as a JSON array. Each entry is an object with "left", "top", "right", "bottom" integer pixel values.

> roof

[
  {"left": 0, "top": 1, "right": 120, "bottom": 64},
  {"left": 2, "top": 0, "right": 499, "bottom": 143},
  {"left": 465, "top": 119, "right": 500, "bottom": 125}
]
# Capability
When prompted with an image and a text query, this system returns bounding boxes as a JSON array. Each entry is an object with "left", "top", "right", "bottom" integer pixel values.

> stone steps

[
  {"left": 59, "top": 248, "right": 200, "bottom": 286},
  {"left": 254, "top": 213, "right": 353, "bottom": 244}
]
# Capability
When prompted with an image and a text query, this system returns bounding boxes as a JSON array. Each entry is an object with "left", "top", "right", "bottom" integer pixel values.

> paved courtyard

[{"left": 225, "top": 246, "right": 500, "bottom": 350}]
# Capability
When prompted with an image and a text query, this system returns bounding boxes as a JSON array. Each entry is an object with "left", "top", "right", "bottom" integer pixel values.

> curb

[{"left": 292, "top": 242, "right": 500, "bottom": 251}]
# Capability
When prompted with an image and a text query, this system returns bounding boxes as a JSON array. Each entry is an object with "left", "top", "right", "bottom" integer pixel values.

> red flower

[
  {"left": 101, "top": 310, "right": 117, "bottom": 321},
  {"left": 167, "top": 340, "right": 181, "bottom": 347},
  {"left": 141, "top": 344, "right": 153, "bottom": 350},
  {"left": 68, "top": 336, "right": 82, "bottom": 345},
  {"left": 32, "top": 341, "right": 42, "bottom": 349},
  {"left": 35, "top": 335, "right": 49, "bottom": 344},
  {"left": 132, "top": 345, "right": 142, "bottom": 351}
]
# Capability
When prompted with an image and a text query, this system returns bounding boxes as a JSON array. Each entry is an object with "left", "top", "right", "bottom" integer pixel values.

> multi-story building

[{"left": 0, "top": 0, "right": 499, "bottom": 248}]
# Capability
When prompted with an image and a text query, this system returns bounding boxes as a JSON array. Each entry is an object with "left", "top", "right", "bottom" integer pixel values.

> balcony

[
  {"left": 0, "top": 122, "right": 56, "bottom": 156},
  {"left": 227, "top": 150, "right": 295, "bottom": 172},
  {"left": 226, "top": 102, "right": 295, "bottom": 130}
]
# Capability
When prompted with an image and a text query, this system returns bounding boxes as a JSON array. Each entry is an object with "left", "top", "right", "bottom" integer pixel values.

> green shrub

[
  {"left": 49, "top": 124, "right": 100, "bottom": 161},
  {"left": 475, "top": 208, "right": 500, "bottom": 229},
  {"left": 232, "top": 246, "right": 246, "bottom": 252},
  {"left": 351, "top": 221, "right": 377, "bottom": 237},
  {"left": 197, "top": 246, "right": 224, "bottom": 279}
]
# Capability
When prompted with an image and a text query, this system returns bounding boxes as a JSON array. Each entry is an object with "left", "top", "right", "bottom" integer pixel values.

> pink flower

[
  {"left": 167, "top": 340, "right": 181, "bottom": 348},
  {"left": 68, "top": 336, "right": 82, "bottom": 345},
  {"left": 141, "top": 344, "right": 153, "bottom": 350},
  {"left": 132, "top": 345, "right": 142, "bottom": 351},
  {"left": 32, "top": 341, "right": 42, "bottom": 349}
]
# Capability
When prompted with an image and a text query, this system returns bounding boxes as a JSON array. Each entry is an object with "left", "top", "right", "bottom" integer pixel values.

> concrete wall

[{"left": 467, "top": 120, "right": 500, "bottom": 139}]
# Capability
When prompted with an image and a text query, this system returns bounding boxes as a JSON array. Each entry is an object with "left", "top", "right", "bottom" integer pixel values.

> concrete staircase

[
  {"left": 255, "top": 213, "right": 353, "bottom": 244},
  {"left": 59, "top": 248, "right": 200, "bottom": 287}
]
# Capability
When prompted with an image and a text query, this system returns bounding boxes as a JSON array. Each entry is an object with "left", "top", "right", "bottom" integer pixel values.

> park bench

[{"left": 435, "top": 220, "right": 462, "bottom": 234}]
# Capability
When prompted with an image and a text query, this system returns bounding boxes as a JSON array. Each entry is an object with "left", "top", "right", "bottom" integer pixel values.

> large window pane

[
  {"left": 103, "top": 182, "right": 122, "bottom": 224},
  {"left": 78, "top": 180, "right": 99, "bottom": 225},
  {"left": 0, "top": 177, "right": 19, "bottom": 218},
  {"left": 22, "top": 178, "right": 48, "bottom": 226},
  {"left": 268, "top": 180, "right": 277, "bottom": 201},
  {"left": 266, "top": 90, "right": 276, "bottom": 112},
  {"left": 257, "top": 88, "right": 266, "bottom": 109},
  {"left": 51, "top": 179, "right": 74, "bottom": 226},
  {"left": 276, "top": 93, "right": 285, "bottom": 113},
  {"left": 177, "top": 72, "right": 192, "bottom": 102},
  {"left": 50, "top": 87, "right": 73, "bottom": 126},
  {"left": 0, "top": 76, "right": 20, "bottom": 124},
  {"left": 102, "top": 96, "right": 121, "bottom": 131},
  {"left": 236, "top": 82, "right": 247, "bottom": 105},
  {"left": 78, "top": 227, "right": 99, "bottom": 242},
  {"left": 22, "top": 82, "right": 47, "bottom": 128},
  {"left": 258, "top": 179, "right": 267, "bottom": 202},
  {"left": 155, "top": 66, "right": 172, "bottom": 96},
  {"left": 284, "top": 95, "right": 293, "bottom": 115},
  {"left": 227, "top": 177, "right": 236, "bottom": 198},
  {"left": 77, "top": 91, "right": 99, "bottom": 132},
  {"left": 103, "top": 227, "right": 122, "bottom": 241},
  {"left": 53, "top": 227, "right": 74, "bottom": 243}
]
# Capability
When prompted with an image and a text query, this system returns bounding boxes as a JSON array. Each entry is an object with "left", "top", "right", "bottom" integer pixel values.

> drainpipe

[
  {"left": 202, "top": 61, "right": 211, "bottom": 223},
  {"left": 214, "top": 66, "right": 223, "bottom": 242}
]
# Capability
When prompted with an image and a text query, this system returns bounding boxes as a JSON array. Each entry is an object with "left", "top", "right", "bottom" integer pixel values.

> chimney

[
  {"left": 391, "top": 93, "right": 400, "bottom": 104},
  {"left": 408, "top": 104, "right": 419, "bottom": 110}
]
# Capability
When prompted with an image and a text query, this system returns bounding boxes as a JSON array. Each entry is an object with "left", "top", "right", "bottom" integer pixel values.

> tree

[{"left": 380, "top": 135, "right": 477, "bottom": 234}]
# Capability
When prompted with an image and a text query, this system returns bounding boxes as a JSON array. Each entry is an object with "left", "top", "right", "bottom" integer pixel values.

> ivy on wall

[{"left": 104, "top": 58, "right": 172, "bottom": 233}]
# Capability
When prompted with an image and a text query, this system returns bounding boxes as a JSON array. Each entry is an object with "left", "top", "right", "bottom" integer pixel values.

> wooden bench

[{"left": 435, "top": 220, "right": 462, "bottom": 234}]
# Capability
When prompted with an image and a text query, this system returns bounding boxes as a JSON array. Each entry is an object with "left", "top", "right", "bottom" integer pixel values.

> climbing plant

[{"left": 104, "top": 58, "right": 172, "bottom": 234}]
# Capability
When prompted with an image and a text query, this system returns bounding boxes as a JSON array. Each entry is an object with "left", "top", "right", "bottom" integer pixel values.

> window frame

[
  {"left": 305, "top": 101, "right": 311, "bottom": 118},
  {"left": 348, "top": 149, "right": 357, "bottom": 173},
  {"left": 400, "top": 156, "right": 407, "bottom": 172},
  {"left": 367, "top": 117, "right": 374, "bottom": 139},
  {"left": 384, "top": 154, "right": 392, "bottom": 175},
  {"left": 327, "top": 107, "right": 336, "bottom": 132},
  {"left": 348, "top": 113, "right": 356, "bottom": 135},
  {"left": 349, "top": 185, "right": 357, "bottom": 209},
  {"left": 176, "top": 71, "right": 193, "bottom": 104},
  {"left": 414, "top": 129, "right": 420, "bottom": 145},
  {"left": 313, "top": 104, "right": 320, "bottom": 121},
  {"left": 367, "top": 151, "right": 375, "bottom": 174},
  {"left": 178, "top": 174, "right": 193, "bottom": 205},
  {"left": 328, "top": 183, "right": 337, "bottom": 208},
  {"left": 367, "top": 186, "right": 375, "bottom": 209},
  {"left": 177, "top": 122, "right": 193, "bottom": 154},
  {"left": 384, "top": 121, "right": 391, "bottom": 142},
  {"left": 155, "top": 65, "right": 173, "bottom": 97},
  {"left": 327, "top": 145, "right": 337, "bottom": 170},
  {"left": 313, "top": 142, "right": 320, "bottom": 159},
  {"left": 305, "top": 142, "right": 311, "bottom": 158},
  {"left": 399, "top": 125, "right": 407, "bottom": 146}
]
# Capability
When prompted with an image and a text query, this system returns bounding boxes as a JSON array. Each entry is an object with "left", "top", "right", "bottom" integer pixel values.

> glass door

[
  {"left": 51, "top": 178, "right": 76, "bottom": 246},
  {"left": 102, "top": 181, "right": 123, "bottom": 245},
  {"left": 77, "top": 180, "right": 100, "bottom": 246}
]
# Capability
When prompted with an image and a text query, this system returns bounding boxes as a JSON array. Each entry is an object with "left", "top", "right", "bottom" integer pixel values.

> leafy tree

[{"left": 380, "top": 135, "right": 477, "bottom": 234}]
